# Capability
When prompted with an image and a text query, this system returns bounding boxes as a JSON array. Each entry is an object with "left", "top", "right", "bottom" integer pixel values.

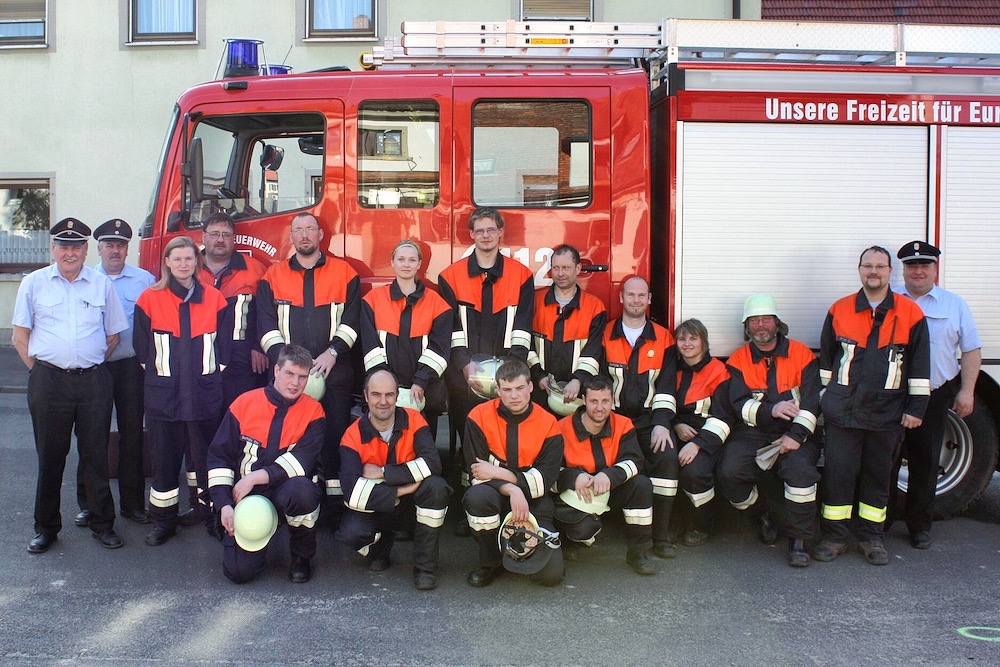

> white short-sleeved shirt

[
  {"left": 903, "top": 285, "right": 981, "bottom": 390},
  {"left": 12, "top": 264, "right": 128, "bottom": 369},
  {"left": 97, "top": 263, "right": 156, "bottom": 361}
]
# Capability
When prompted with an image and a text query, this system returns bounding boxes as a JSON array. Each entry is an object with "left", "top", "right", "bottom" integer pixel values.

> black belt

[{"left": 36, "top": 360, "right": 102, "bottom": 375}]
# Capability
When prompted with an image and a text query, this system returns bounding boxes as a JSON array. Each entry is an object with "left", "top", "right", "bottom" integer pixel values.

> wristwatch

[{"left": 328, "top": 345, "right": 338, "bottom": 357}]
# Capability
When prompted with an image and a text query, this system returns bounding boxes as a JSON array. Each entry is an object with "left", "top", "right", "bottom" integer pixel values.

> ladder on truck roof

[
  {"left": 361, "top": 20, "right": 663, "bottom": 69},
  {"left": 361, "top": 18, "right": 1000, "bottom": 71}
]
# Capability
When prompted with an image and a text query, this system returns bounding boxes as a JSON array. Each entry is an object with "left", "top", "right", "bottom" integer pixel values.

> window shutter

[{"left": 521, "top": 0, "right": 592, "bottom": 21}]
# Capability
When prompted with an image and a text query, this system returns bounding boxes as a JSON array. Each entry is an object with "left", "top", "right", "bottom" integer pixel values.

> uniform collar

[
  {"left": 358, "top": 406, "right": 412, "bottom": 442},
  {"left": 544, "top": 285, "right": 581, "bottom": 310},
  {"left": 678, "top": 353, "right": 714, "bottom": 373},
  {"left": 609, "top": 317, "right": 657, "bottom": 342},
  {"left": 389, "top": 279, "right": 427, "bottom": 302},
  {"left": 289, "top": 252, "right": 328, "bottom": 271},
  {"left": 201, "top": 249, "right": 249, "bottom": 273},
  {"left": 168, "top": 275, "right": 204, "bottom": 302},
  {"left": 749, "top": 334, "right": 791, "bottom": 363},
  {"left": 570, "top": 408, "right": 611, "bottom": 441},
  {"left": 854, "top": 288, "right": 895, "bottom": 312},
  {"left": 47, "top": 263, "right": 90, "bottom": 283},
  {"left": 498, "top": 400, "right": 533, "bottom": 424},
  {"left": 263, "top": 383, "right": 300, "bottom": 409},
  {"left": 466, "top": 252, "right": 504, "bottom": 280}
]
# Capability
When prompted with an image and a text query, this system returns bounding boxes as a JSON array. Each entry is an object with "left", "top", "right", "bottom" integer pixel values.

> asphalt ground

[{"left": 1, "top": 344, "right": 998, "bottom": 666}]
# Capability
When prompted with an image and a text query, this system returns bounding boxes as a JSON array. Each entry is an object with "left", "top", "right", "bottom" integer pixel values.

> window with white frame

[
  {"left": 130, "top": 0, "right": 196, "bottom": 43},
  {"left": 307, "top": 0, "right": 376, "bottom": 39},
  {"left": 0, "top": 0, "right": 47, "bottom": 47},
  {"left": 0, "top": 178, "right": 51, "bottom": 269}
]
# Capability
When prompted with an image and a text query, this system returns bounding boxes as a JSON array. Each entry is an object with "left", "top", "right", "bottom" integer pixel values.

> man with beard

[
  {"left": 717, "top": 294, "right": 822, "bottom": 567},
  {"left": 257, "top": 213, "right": 360, "bottom": 521},
  {"left": 200, "top": 212, "right": 268, "bottom": 406}
]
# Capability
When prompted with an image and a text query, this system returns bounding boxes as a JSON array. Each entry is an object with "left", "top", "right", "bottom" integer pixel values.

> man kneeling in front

[{"left": 208, "top": 344, "right": 325, "bottom": 583}]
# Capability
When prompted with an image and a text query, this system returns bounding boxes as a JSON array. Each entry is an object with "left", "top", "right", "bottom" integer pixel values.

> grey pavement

[
  {"left": 0, "top": 391, "right": 998, "bottom": 665},
  {"left": 0, "top": 339, "right": 28, "bottom": 394}
]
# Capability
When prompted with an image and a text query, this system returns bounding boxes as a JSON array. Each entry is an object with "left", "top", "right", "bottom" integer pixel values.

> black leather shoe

[
  {"left": 653, "top": 541, "right": 677, "bottom": 559},
  {"left": 812, "top": 540, "right": 849, "bottom": 562},
  {"left": 368, "top": 555, "right": 391, "bottom": 572},
  {"left": 28, "top": 533, "right": 57, "bottom": 554},
  {"left": 626, "top": 547, "right": 657, "bottom": 575},
  {"left": 145, "top": 525, "right": 177, "bottom": 546},
  {"left": 74, "top": 510, "right": 91, "bottom": 527},
  {"left": 787, "top": 538, "right": 809, "bottom": 567},
  {"left": 178, "top": 507, "right": 203, "bottom": 527},
  {"left": 392, "top": 529, "right": 414, "bottom": 542},
  {"left": 757, "top": 511, "right": 779, "bottom": 545},
  {"left": 910, "top": 531, "right": 931, "bottom": 550},
  {"left": 467, "top": 565, "right": 504, "bottom": 587},
  {"left": 414, "top": 568, "right": 438, "bottom": 590},
  {"left": 682, "top": 529, "right": 709, "bottom": 547},
  {"left": 92, "top": 529, "right": 124, "bottom": 549},
  {"left": 121, "top": 509, "right": 152, "bottom": 525},
  {"left": 289, "top": 556, "right": 312, "bottom": 583}
]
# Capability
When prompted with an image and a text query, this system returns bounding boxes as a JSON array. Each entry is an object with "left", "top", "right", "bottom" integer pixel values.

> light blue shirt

[
  {"left": 902, "top": 285, "right": 981, "bottom": 390},
  {"left": 97, "top": 263, "right": 155, "bottom": 361},
  {"left": 12, "top": 264, "right": 128, "bottom": 369}
]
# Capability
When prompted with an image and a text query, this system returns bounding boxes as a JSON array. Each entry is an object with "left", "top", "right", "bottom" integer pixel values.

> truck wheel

[{"left": 895, "top": 399, "right": 999, "bottom": 519}]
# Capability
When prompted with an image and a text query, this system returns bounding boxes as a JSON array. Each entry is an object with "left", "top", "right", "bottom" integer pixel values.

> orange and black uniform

[
  {"left": 527, "top": 286, "right": 606, "bottom": 410},
  {"left": 200, "top": 251, "right": 268, "bottom": 406},
  {"left": 659, "top": 356, "right": 732, "bottom": 529},
  {"left": 438, "top": 253, "right": 534, "bottom": 476},
  {"left": 462, "top": 399, "right": 564, "bottom": 586},
  {"left": 819, "top": 290, "right": 930, "bottom": 543},
  {"left": 555, "top": 410, "right": 653, "bottom": 548},
  {"left": 207, "top": 384, "right": 325, "bottom": 583},
  {"left": 134, "top": 277, "right": 230, "bottom": 531},
  {"left": 718, "top": 334, "right": 821, "bottom": 542},
  {"left": 257, "top": 253, "right": 360, "bottom": 502},
  {"left": 339, "top": 408, "right": 447, "bottom": 574},
  {"left": 361, "top": 280, "right": 451, "bottom": 421},
  {"left": 603, "top": 317, "right": 677, "bottom": 545}
]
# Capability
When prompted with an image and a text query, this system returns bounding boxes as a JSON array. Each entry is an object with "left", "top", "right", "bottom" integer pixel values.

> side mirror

[
  {"left": 189, "top": 137, "right": 204, "bottom": 203},
  {"left": 260, "top": 144, "right": 284, "bottom": 171}
]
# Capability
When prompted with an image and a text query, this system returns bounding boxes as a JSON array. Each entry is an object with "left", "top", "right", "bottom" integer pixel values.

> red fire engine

[{"left": 138, "top": 18, "right": 1000, "bottom": 517}]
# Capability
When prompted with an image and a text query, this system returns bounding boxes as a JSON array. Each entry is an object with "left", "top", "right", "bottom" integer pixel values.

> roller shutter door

[
  {"left": 941, "top": 127, "right": 1000, "bottom": 373},
  {"left": 677, "top": 122, "right": 928, "bottom": 355}
]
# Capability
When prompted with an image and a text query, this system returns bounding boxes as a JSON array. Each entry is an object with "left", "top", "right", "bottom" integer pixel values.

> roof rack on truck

[
  {"left": 361, "top": 20, "right": 662, "bottom": 69},
  {"left": 650, "top": 18, "right": 1000, "bottom": 69},
  {"left": 362, "top": 18, "right": 1000, "bottom": 73}
]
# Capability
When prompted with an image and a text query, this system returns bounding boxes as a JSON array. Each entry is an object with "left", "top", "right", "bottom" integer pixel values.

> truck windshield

[
  {"left": 189, "top": 112, "right": 325, "bottom": 224},
  {"left": 140, "top": 105, "right": 180, "bottom": 238}
]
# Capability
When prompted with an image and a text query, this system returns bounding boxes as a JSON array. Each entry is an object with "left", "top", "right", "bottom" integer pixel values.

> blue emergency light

[{"left": 222, "top": 38, "right": 263, "bottom": 78}]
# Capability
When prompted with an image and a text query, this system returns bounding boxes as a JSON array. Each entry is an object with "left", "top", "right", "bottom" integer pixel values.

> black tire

[{"left": 895, "top": 397, "right": 999, "bottom": 519}]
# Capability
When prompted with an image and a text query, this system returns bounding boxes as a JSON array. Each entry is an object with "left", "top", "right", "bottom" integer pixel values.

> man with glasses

[
  {"left": 438, "top": 208, "right": 534, "bottom": 507},
  {"left": 891, "top": 241, "right": 981, "bottom": 549},
  {"left": 717, "top": 294, "right": 822, "bottom": 567},
  {"left": 199, "top": 212, "right": 268, "bottom": 407},
  {"left": 257, "top": 212, "right": 361, "bottom": 523},
  {"left": 814, "top": 246, "right": 930, "bottom": 565}
]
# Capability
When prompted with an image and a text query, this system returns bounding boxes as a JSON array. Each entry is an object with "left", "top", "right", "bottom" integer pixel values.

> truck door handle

[{"left": 581, "top": 264, "right": 609, "bottom": 273}]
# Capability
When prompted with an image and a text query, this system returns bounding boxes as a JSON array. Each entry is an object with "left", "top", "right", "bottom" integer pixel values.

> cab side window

[
  {"left": 189, "top": 112, "right": 325, "bottom": 225},
  {"left": 357, "top": 101, "right": 440, "bottom": 209},
  {"left": 472, "top": 100, "right": 591, "bottom": 208}
]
